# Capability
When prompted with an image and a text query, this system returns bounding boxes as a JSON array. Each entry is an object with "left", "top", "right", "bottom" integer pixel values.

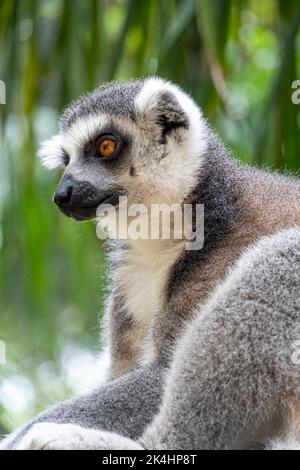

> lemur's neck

[
  {"left": 166, "top": 134, "right": 240, "bottom": 294},
  {"left": 188, "top": 131, "right": 239, "bottom": 222},
  {"left": 110, "top": 133, "right": 240, "bottom": 324}
]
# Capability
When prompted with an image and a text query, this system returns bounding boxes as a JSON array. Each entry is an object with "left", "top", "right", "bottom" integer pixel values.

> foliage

[{"left": 0, "top": 0, "right": 299, "bottom": 434}]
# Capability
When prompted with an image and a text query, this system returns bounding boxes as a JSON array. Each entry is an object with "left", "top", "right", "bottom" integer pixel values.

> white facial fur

[{"left": 38, "top": 134, "right": 65, "bottom": 170}]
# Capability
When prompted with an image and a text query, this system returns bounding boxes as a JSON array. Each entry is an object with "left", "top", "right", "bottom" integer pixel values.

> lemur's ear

[
  {"left": 153, "top": 91, "right": 189, "bottom": 143},
  {"left": 38, "top": 134, "right": 66, "bottom": 170},
  {"left": 135, "top": 79, "right": 190, "bottom": 143}
]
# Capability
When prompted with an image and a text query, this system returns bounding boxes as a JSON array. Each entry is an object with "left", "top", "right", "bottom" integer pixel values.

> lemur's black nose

[
  {"left": 54, "top": 176, "right": 120, "bottom": 220},
  {"left": 53, "top": 176, "right": 103, "bottom": 216},
  {"left": 54, "top": 180, "right": 73, "bottom": 207}
]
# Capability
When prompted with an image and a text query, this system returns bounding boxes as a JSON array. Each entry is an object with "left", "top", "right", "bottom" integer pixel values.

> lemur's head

[{"left": 40, "top": 77, "right": 208, "bottom": 221}]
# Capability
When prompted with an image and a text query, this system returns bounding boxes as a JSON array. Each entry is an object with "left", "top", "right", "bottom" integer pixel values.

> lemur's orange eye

[{"left": 99, "top": 139, "right": 117, "bottom": 158}]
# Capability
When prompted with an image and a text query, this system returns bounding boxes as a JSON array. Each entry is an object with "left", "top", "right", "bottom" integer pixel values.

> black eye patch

[{"left": 82, "top": 125, "right": 130, "bottom": 162}]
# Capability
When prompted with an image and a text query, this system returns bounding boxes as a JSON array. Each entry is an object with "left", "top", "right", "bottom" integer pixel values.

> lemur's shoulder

[{"left": 162, "top": 157, "right": 300, "bottom": 348}]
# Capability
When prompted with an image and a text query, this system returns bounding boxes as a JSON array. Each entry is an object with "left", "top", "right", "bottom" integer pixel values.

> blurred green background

[{"left": 0, "top": 0, "right": 300, "bottom": 436}]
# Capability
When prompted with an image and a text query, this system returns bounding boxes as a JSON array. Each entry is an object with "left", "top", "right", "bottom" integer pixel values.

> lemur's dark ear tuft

[
  {"left": 154, "top": 91, "right": 189, "bottom": 143},
  {"left": 135, "top": 78, "right": 190, "bottom": 143}
]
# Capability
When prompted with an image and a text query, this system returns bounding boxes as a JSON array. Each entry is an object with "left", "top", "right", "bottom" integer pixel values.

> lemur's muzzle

[{"left": 54, "top": 176, "right": 117, "bottom": 221}]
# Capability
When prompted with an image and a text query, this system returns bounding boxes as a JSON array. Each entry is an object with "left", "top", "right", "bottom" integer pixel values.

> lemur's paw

[
  {"left": 17, "top": 422, "right": 98, "bottom": 450},
  {"left": 85, "top": 430, "right": 144, "bottom": 450},
  {"left": 16, "top": 422, "right": 143, "bottom": 450}
]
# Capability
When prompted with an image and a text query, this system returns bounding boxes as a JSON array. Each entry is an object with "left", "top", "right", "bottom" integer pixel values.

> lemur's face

[{"left": 40, "top": 78, "right": 207, "bottom": 221}]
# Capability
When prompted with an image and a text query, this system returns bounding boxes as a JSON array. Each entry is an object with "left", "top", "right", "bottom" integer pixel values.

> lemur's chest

[{"left": 116, "top": 241, "right": 184, "bottom": 328}]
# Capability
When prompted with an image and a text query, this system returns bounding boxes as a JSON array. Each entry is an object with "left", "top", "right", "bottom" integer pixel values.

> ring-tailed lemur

[{"left": 1, "top": 77, "right": 299, "bottom": 450}]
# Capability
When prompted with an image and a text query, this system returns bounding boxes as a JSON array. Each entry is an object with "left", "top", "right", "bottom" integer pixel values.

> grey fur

[
  {"left": 142, "top": 228, "right": 300, "bottom": 449},
  {"left": 1, "top": 78, "right": 299, "bottom": 450},
  {"left": 60, "top": 79, "right": 144, "bottom": 131},
  {"left": 0, "top": 361, "right": 166, "bottom": 449}
]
